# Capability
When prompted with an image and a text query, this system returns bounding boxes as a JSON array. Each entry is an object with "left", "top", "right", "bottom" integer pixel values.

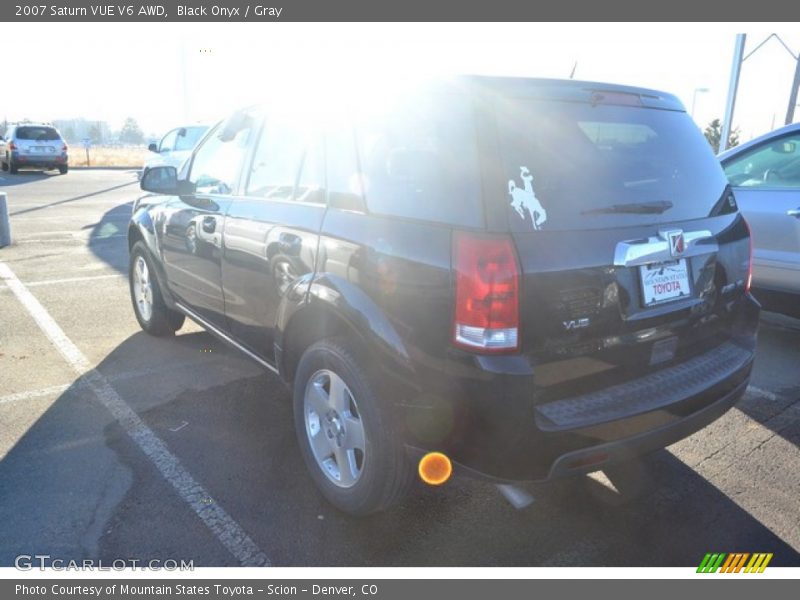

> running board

[{"left": 174, "top": 302, "right": 280, "bottom": 376}]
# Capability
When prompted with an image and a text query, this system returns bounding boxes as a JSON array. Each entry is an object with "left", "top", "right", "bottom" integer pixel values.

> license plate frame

[{"left": 639, "top": 259, "right": 692, "bottom": 307}]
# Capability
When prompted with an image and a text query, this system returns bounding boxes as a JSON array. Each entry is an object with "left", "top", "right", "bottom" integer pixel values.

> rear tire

[
  {"left": 293, "top": 338, "right": 414, "bottom": 515},
  {"left": 58, "top": 165, "right": 68, "bottom": 174},
  {"left": 129, "top": 241, "right": 185, "bottom": 336},
  {"left": 9, "top": 161, "right": 18, "bottom": 174}
]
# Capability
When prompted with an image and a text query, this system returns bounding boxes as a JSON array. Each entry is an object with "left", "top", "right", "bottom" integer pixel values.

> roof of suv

[
  {"left": 10, "top": 122, "right": 57, "bottom": 129},
  {"left": 8, "top": 123, "right": 62, "bottom": 135},
  {"left": 459, "top": 75, "right": 685, "bottom": 111}
]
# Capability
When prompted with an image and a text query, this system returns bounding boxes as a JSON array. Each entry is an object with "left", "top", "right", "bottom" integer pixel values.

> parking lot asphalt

[{"left": 0, "top": 169, "right": 798, "bottom": 567}]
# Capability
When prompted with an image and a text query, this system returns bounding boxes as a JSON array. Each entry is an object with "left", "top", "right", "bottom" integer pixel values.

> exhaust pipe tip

[{"left": 418, "top": 452, "right": 452, "bottom": 486}]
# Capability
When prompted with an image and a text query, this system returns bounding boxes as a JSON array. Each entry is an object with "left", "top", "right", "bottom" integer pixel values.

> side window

[
  {"left": 245, "top": 116, "right": 307, "bottom": 201},
  {"left": 724, "top": 134, "right": 800, "bottom": 189},
  {"left": 326, "top": 126, "right": 365, "bottom": 211},
  {"left": 188, "top": 122, "right": 252, "bottom": 196},
  {"left": 159, "top": 129, "right": 178, "bottom": 153},
  {"left": 295, "top": 142, "right": 326, "bottom": 204},
  {"left": 354, "top": 92, "right": 482, "bottom": 226}
]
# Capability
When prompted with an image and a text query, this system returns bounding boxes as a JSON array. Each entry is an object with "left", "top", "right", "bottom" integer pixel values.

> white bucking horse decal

[{"left": 508, "top": 166, "right": 547, "bottom": 230}]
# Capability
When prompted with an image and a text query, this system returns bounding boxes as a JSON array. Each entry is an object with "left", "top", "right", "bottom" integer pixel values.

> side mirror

[
  {"left": 148, "top": 142, "right": 158, "bottom": 153},
  {"left": 141, "top": 166, "right": 179, "bottom": 194}
]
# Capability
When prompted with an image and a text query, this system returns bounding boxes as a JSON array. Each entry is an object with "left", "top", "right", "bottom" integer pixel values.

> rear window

[
  {"left": 16, "top": 126, "right": 61, "bottom": 141},
  {"left": 355, "top": 92, "right": 482, "bottom": 227},
  {"left": 491, "top": 98, "right": 728, "bottom": 231}
]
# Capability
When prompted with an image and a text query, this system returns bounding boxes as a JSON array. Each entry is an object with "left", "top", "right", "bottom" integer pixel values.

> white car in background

[{"left": 142, "top": 125, "right": 208, "bottom": 178}]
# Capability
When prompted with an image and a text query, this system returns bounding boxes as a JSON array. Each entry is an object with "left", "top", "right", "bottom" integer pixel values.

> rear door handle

[{"left": 787, "top": 208, "right": 800, "bottom": 218}]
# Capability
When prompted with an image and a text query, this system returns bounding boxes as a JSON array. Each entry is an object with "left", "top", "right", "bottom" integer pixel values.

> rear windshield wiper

[{"left": 581, "top": 200, "right": 673, "bottom": 215}]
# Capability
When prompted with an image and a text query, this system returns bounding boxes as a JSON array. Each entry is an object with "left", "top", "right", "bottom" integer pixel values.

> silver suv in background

[
  {"left": 1, "top": 123, "right": 69, "bottom": 174},
  {"left": 720, "top": 122, "right": 800, "bottom": 318}
]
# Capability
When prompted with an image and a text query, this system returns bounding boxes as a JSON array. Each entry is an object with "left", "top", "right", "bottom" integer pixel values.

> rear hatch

[
  {"left": 14, "top": 125, "right": 63, "bottom": 157},
  {"left": 477, "top": 82, "right": 752, "bottom": 424}
]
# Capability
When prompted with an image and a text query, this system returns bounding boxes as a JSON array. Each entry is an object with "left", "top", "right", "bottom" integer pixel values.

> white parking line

[
  {"left": 0, "top": 261, "right": 269, "bottom": 567},
  {"left": 0, "top": 384, "right": 71, "bottom": 405},
  {"left": 0, "top": 357, "right": 251, "bottom": 406},
  {"left": 16, "top": 234, "right": 128, "bottom": 244},
  {"left": 14, "top": 233, "right": 128, "bottom": 244},
  {"left": 0, "top": 273, "right": 124, "bottom": 290},
  {"left": 11, "top": 215, "right": 132, "bottom": 221},
  {"left": 746, "top": 385, "right": 779, "bottom": 402},
  {"left": 24, "top": 274, "right": 125, "bottom": 287},
  {"left": 14, "top": 230, "right": 115, "bottom": 237}
]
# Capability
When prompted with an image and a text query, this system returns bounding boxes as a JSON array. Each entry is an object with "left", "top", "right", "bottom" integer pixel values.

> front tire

[
  {"left": 293, "top": 338, "right": 413, "bottom": 515},
  {"left": 129, "top": 241, "right": 185, "bottom": 336}
]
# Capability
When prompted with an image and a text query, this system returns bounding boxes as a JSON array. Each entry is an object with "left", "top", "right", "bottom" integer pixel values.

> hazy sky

[{"left": 4, "top": 23, "right": 798, "bottom": 142}]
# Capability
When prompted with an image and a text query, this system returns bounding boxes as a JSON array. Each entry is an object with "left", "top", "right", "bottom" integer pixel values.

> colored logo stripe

[
  {"left": 720, "top": 553, "right": 749, "bottom": 573},
  {"left": 697, "top": 552, "right": 773, "bottom": 573},
  {"left": 744, "top": 553, "right": 773, "bottom": 573},
  {"left": 697, "top": 553, "right": 726, "bottom": 573}
]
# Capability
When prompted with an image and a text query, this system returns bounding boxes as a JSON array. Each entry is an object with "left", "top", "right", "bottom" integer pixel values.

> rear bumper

[
  {"left": 11, "top": 152, "right": 67, "bottom": 167},
  {"left": 400, "top": 293, "right": 760, "bottom": 482},
  {"left": 545, "top": 375, "right": 748, "bottom": 479}
]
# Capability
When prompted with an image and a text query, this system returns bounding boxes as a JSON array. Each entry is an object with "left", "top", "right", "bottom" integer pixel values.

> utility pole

[
  {"left": 721, "top": 34, "right": 746, "bottom": 153},
  {"left": 786, "top": 57, "right": 800, "bottom": 125},
  {"left": 180, "top": 41, "right": 189, "bottom": 122}
]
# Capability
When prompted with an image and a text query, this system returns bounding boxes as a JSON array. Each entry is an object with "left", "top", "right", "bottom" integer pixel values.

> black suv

[{"left": 130, "top": 76, "right": 759, "bottom": 515}]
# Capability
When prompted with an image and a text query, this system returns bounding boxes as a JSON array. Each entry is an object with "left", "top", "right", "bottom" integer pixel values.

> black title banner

[{"left": 3, "top": 0, "right": 800, "bottom": 21}]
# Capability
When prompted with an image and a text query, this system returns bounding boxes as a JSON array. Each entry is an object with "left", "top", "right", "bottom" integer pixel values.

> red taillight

[
  {"left": 744, "top": 218, "right": 753, "bottom": 293},
  {"left": 8, "top": 142, "right": 17, "bottom": 151},
  {"left": 452, "top": 232, "right": 520, "bottom": 353}
]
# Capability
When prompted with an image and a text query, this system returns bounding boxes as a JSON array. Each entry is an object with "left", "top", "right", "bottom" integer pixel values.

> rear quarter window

[{"left": 354, "top": 92, "right": 483, "bottom": 228}]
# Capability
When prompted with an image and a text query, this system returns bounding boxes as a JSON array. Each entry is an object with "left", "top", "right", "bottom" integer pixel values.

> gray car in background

[{"left": 720, "top": 122, "right": 800, "bottom": 318}]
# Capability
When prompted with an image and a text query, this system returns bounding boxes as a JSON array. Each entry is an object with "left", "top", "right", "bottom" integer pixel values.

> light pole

[
  {"left": 721, "top": 33, "right": 800, "bottom": 148},
  {"left": 691, "top": 87, "right": 710, "bottom": 118},
  {"left": 721, "top": 34, "right": 746, "bottom": 154},
  {"left": 786, "top": 57, "right": 800, "bottom": 124}
]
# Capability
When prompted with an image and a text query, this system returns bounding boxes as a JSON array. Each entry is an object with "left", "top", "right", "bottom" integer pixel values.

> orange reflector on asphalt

[{"left": 418, "top": 452, "right": 452, "bottom": 486}]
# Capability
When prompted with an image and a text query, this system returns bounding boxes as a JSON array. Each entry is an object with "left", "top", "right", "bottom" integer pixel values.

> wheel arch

[
  {"left": 128, "top": 208, "right": 178, "bottom": 310},
  {"left": 276, "top": 273, "right": 415, "bottom": 389}
]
